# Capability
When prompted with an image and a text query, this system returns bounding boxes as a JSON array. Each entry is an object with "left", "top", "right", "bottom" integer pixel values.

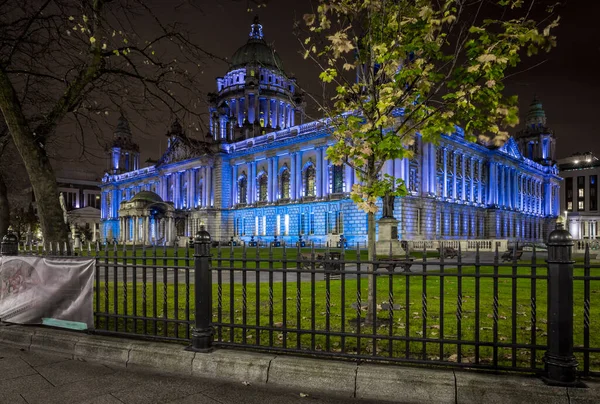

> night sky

[{"left": 61, "top": 0, "right": 598, "bottom": 175}]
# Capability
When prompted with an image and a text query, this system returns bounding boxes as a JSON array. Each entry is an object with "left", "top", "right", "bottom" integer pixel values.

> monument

[{"left": 375, "top": 194, "right": 405, "bottom": 256}]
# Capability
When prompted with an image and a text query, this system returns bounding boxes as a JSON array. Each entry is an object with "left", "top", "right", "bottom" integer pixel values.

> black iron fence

[{"left": 5, "top": 225, "right": 600, "bottom": 384}]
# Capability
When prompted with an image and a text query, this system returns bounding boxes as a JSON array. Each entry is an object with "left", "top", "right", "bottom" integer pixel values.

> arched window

[
  {"left": 304, "top": 163, "right": 316, "bottom": 197},
  {"left": 332, "top": 165, "right": 344, "bottom": 194},
  {"left": 280, "top": 167, "right": 290, "bottom": 200},
  {"left": 238, "top": 174, "right": 248, "bottom": 205},
  {"left": 257, "top": 172, "right": 268, "bottom": 202}
]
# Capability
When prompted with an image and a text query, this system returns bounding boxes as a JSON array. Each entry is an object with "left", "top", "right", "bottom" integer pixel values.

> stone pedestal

[{"left": 376, "top": 217, "right": 405, "bottom": 256}]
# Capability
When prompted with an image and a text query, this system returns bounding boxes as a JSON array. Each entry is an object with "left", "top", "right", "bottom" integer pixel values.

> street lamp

[{"left": 564, "top": 210, "right": 568, "bottom": 230}]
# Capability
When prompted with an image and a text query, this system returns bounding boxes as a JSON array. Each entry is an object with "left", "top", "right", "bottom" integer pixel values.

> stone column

[
  {"left": 207, "top": 167, "right": 213, "bottom": 208},
  {"left": 321, "top": 147, "right": 329, "bottom": 197},
  {"left": 442, "top": 149, "right": 448, "bottom": 198},
  {"left": 202, "top": 167, "right": 208, "bottom": 208},
  {"left": 316, "top": 148, "right": 323, "bottom": 198},
  {"left": 273, "top": 156, "right": 279, "bottom": 200},
  {"left": 232, "top": 164, "right": 238, "bottom": 207},
  {"left": 452, "top": 152, "right": 457, "bottom": 199},
  {"left": 290, "top": 153, "right": 297, "bottom": 199},
  {"left": 144, "top": 216, "right": 150, "bottom": 244},
  {"left": 296, "top": 151, "right": 303, "bottom": 197},
  {"left": 267, "top": 157, "right": 273, "bottom": 202},
  {"left": 187, "top": 170, "right": 193, "bottom": 209},
  {"left": 174, "top": 173, "right": 180, "bottom": 209},
  {"left": 131, "top": 216, "right": 137, "bottom": 243},
  {"left": 477, "top": 160, "right": 482, "bottom": 204}
]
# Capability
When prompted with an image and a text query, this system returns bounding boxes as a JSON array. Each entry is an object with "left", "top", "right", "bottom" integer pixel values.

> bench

[
  {"left": 501, "top": 249, "right": 524, "bottom": 262},
  {"left": 437, "top": 246, "right": 458, "bottom": 259},
  {"left": 375, "top": 258, "right": 414, "bottom": 273},
  {"left": 300, "top": 252, "right": 342, "bottom": 272}
]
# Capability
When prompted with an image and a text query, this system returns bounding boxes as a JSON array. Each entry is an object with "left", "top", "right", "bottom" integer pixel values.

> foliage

[
  {"left": 0, "top": 0, "right": 216, "bottom": 245},
  {"left": 301, "top": 0, "right": 559, "bottom": 210}
]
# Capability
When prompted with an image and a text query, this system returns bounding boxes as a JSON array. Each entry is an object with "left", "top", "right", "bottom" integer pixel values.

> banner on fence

[{"left": 0, "top": 256, "right": 95, "bottom": 328}]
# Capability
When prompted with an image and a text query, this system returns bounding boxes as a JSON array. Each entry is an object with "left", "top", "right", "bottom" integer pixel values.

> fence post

[
  {"left": 188, "top": 227, "right": 214, "bottom": 352},
  {"left": 543, "top": 223, "right": 579, "bottom": 386},
  {"left": 0, "top": 232, "right": 18, "bottom": 256}
]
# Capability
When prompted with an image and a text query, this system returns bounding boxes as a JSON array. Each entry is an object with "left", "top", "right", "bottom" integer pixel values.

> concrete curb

[{"left": 0, "top": 324, "right": 598, "bottom": 403}]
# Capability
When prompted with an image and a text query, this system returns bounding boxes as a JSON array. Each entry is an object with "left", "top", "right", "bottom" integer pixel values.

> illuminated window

[
  {"left": 262, "top": 216, "right": 266, "bottom": 235},
  {"left": 578, "top": 176, "right": 585, "bottom": 211},
  {"left": 238, "top": 173, "right": 248, "bottom": 204},
  {"left": 284, "top": 214, "right": 290, "bottom": 235},
  {"left": 565, "top": 177, "right": 573, "bottom": 212},
  {"left": 257, "top": 173, "right": 268, "bottom": 202},
  {"left": 332, "top": 165, "right": 344, "bottom": 194},
  {"left": 280, "top": 167, "right": 290, "bottom": 199},
  {"left": 304, "top": 164, "right": 316, "bottom": 197}
]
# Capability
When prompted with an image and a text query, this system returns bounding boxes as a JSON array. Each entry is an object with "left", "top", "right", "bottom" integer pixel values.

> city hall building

[{"left": 100, "top": 18, "right": 561, "bottom": 246}]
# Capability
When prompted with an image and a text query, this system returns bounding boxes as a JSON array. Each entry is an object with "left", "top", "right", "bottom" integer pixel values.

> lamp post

[{"left": 564, "top": 210, "right": 569, "bottom": 233}]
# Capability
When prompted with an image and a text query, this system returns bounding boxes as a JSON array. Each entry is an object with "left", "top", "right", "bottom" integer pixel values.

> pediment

[
  {"left": 156, "top": 136, "right": 211, "bottom": 167},
  {"left": 497, "top": 137, "right": 523, "bottom": 160}
]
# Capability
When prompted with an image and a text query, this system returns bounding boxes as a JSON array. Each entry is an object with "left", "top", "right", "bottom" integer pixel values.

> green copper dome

[
  {"left": 130, "top": 191, "right": 163, "bottom": 204},
  {"left": 230, "top": 17, "right": 284, "bottom": 71},
  {"left": 526, "top": 96, "right": 547, "bottom": 128}
]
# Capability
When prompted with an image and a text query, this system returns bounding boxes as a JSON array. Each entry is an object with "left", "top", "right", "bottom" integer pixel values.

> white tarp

[{"left": 0, "top": 256, "right": 95, "bottom": 328}]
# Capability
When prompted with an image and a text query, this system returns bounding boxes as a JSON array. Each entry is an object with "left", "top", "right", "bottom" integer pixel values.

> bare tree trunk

[
  {"left": 0, "top": 71, "right": 70, "bottom": 248},
  {"left": 0, "top": 174, "right": 8, "bottom": 240},
  {"left": 366, "top": 210, "right": 376, "bottom": 325}
]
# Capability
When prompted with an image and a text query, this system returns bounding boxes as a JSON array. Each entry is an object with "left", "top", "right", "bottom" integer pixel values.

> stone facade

[{"left": 100, "top": 19, "right": 561, "bottom": 246}]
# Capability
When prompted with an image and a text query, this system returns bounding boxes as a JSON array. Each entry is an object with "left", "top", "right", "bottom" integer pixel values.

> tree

[
  {"left": 0, "top": 0, "right": 214, "bottom": 248},
  {"left": 301, "top": 0, "right": 558, "bottom": 323}
]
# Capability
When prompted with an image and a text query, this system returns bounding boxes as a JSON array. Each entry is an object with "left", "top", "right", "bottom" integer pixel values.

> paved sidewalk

[
  {"left": 0, "top": 324, "right": 598, "bottom": 404},
  {"left": 0, "top": 344, "right": 385, "bottom": 404}
]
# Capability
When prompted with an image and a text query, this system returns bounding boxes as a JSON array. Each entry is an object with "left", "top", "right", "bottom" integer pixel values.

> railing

[
  {"left": 575, "top": 239, "right": 600, "bottom": 253},
  {"left": 404, "top": 239, "right": 508, "bottom": 252},
  {"left": 7, "top": 227, "right": 599, "bottom": 384}
]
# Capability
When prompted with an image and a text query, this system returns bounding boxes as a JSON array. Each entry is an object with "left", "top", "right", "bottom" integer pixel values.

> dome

[
  {"left": 130, "top": 191, "right": 163, "bottom": 204},
  {"left": 231, "top": 40, "right": 284, "bottom": 70},
  {"left": 229, "top": 17, "right": 284, "bottom": 71}
]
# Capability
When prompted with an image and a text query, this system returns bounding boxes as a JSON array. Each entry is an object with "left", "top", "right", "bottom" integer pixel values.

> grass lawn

[{"left": 94, "top": 262, "right": 600, "bottom": 373}]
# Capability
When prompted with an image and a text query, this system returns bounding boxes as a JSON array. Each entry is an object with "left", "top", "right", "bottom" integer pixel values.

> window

[
  {"left": 590, "top": 175, "right": 598, "bottom": 211},
  {"left": 276, "top": 215, "right": 281, "bottom": 235},
  {"left": 254, "top": 216, "right": 259, "bottom": 235},
  {"left": 578, "top": 176, "right": 585, "bottom": 211},
  {"left": 299, "top": 213, "right": 306, "bottom": 235},
  {"left": 304, "top": 164, "right": 316, "bottom": 197},
  {"left": 257, "top": 173, "right": 268, "bottom": 202},
  {"left": 280, "top": 167, "right": 290, "bottom": 199},
  {"left": 238, "top": 174, "right": 248, "bottom": 204},
  {"left": 310, "top": 212, "right": 315, "bottom": 235},
  {"left": 436, "top": 148, "right": 444, "bottom": 172},
  {"left": 182, "top": 178, "right": 188, "bottom": 208},
  {"left": 335, "top": 211, "right": 343, "bottom": 234},
  {"left": 565, "top": 177, "right": 573, "bottom": 212},
  {"left": 284, "top": 214, "right": 290, "bottom": 235},
  {"left": 262, "top": 216, "right": 266, "bottom": 235},
  {"left": 332, "top": 165, "right": 344, "bottom": 194}
]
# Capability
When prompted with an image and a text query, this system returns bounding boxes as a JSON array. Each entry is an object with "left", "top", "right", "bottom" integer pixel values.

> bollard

[
  {"left": 543, "top": 223, "right": 581, "bottom": 386},
  {"left": 0, "top": 233, "right": 18, "bottom": 256},
  {"left": 187, "top": 227, "right": 214, "bottom": 352}
]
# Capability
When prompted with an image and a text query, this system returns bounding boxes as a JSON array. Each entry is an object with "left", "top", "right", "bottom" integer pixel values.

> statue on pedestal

[{"left": 382, "top": 193, "right": 395, "bottom": 219}]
